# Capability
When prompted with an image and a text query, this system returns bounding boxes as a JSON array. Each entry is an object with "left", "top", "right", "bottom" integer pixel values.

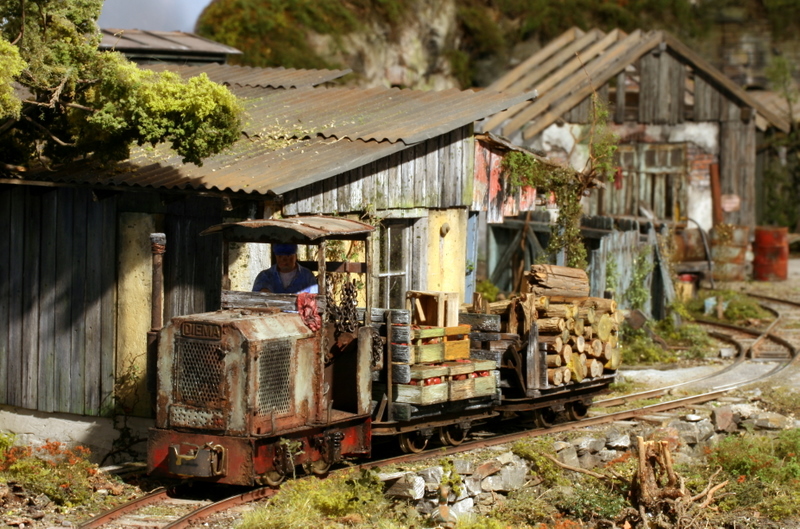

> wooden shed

[
  {"left": 481, "top": 27, "right": 790, "bottom": 231},
  {"left": 0, "top": 64, "right": 533, "bottom": 420}
]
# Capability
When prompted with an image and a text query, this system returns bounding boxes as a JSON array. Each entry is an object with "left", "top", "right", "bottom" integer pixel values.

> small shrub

[
  {"left": 238, "top": 468, "right": 417, "bottom": 529},
  {"left": 511, "top": 438, "right": 567, "bottom": 486},
  {"left": 551, "top": 478, "right": 627, "bottom": 520},
  {"left": 0, "top": 439, "right": 98, "bottom": 506}
]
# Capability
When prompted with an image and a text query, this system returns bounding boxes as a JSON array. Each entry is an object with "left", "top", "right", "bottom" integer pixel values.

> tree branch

[
  {"left": 23, "top": 116, "right": 75, "bottom": 146},
  {"left": 542, "top": 452, "right": 612, "bottom": 481},
  {"left": 11, "top": 0, "right": 25, "bottom": 45}
]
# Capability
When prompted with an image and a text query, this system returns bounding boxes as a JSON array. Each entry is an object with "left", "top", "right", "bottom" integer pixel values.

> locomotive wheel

[
  {"left": 567, "top": 401, "right": 589, "bottom": 421},
  {"left": 534, "top": 407, "right": 557, "bottom": 428},
  {"left": 398, "top": 431, "right": 428, "bottom": 453},
  {"left": 263, "top": 469, "right": 286, "bottom": 487},
  {"left": 308, "top": 458, "right": 332, "bottom": 476},
  {"left": 438, "top": 424, "right": 467, "bottom": 446}
]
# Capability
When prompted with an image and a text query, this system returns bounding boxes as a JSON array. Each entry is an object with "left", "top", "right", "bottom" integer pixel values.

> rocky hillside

[{"left": 196, "top": 0, "right": 800, "bottom": 92}]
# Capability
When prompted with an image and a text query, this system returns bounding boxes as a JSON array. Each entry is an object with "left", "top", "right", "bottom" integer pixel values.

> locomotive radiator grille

[
  {"left": 174, "top": 337, "right": 226, "bottom": 408},
  {"left": 256, "top": 339, "right": 292, "bottom": 416}
]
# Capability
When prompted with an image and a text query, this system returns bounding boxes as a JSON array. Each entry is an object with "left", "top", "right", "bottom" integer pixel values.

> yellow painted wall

[
  {"left": 116, "top": 213, "right": 158, "bottom": 416},
  {"left": 425, "top": 209, "right": 468, "bottom": 304}
]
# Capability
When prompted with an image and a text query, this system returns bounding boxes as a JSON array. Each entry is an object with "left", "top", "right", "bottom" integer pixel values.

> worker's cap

[{"left": 273, "top": 243, "right": 298, "bottom": 256}]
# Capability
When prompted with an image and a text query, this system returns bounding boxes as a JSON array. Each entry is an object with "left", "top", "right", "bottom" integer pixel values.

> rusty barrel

[
  {"left": 753, "top": 226, "right": 788, "bottom": 281},
  {"left": 710, "top": 225, "right": 749, "bottom": 281}
]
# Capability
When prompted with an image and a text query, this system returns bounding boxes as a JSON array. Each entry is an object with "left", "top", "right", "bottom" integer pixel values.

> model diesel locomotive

[{"left": 147, "top": 216, "right": 615, "bottom": 486}]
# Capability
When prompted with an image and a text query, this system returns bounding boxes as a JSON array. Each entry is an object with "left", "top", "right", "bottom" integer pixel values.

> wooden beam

[
  {"left": 490, "top": 27, "right": 583, "bottom": 92},
  {"left": 503, "top": 29, "right": 647, "bottom": 138},
  {"left": 522, "top": 31, "right": 663, "bottom": 140}
]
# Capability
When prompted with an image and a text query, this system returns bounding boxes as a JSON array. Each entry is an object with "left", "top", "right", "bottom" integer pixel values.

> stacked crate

[{"left": 384, "top": 291, "right": 500, "bottom": 406}]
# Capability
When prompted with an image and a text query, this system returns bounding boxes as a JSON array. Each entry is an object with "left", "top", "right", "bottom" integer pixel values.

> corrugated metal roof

[
  {"left": 201, "top": 217, "right": 375, "bottom": 243},
  {"left": 100, "top": 28, "right": 241, "bottom": 57},
  {"left": 142, "top": 64, "right": 351, "bottom": 88},
  {"left": 481, "top": 27, "right": 790, "bottom": 138},
  {"left": 20, "top": 84, "right": 535, "bottom": 196}
]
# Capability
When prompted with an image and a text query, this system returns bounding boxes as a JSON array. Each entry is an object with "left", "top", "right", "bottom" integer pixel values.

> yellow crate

[{"left": 443, "top": 338, "right": 470, "bottom": 360}]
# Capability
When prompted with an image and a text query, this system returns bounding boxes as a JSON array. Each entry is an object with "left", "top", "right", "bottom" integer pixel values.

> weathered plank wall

[
  {"left": 164, "top": 198, "right": 223, "bottom": 319},
  {"left": 719, "top": 100, "right": 757, "bottom": 227},
  {"left": 283, "top": 126, "right": 475, "bottom": 216},
  {"left": 0, "top": 186, "right": 116, "bottom": 415},
  {"left": 473, "top": 141, "right": 537, "bottom": 224}
]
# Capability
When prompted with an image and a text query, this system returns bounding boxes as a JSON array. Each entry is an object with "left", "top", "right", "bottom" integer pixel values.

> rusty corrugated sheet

[
  {"left": 143, "top": 64, "right": 351, "bottom": 88},
  {"left": 21, "top": 86, "right": 535, "bottom": 196},
  {"left": 201, "top": 216, "right": 376, "bottom": 242},
  {"left": 100, "top": 28, "right": 242, "bottom": 56}
]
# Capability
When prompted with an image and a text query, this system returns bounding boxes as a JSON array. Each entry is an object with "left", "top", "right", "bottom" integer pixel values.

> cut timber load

[{"left": 527, "top": 264, "right": 590, "bottom": 299}]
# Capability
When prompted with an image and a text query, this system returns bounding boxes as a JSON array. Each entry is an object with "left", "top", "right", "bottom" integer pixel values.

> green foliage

[
  {"left": 490, "top": 486, "right": 557, "bottom": 526},
  {"left": 198, "top": 0, "right": 410, "bottom": 70},
  {"left": 619, "top": 323, "right": 672, "bottom": 365},
  {"left": 551, "top": 478, "right": 627, "bottom": 520},
  {"left": 685, "top": 290, "right": 773, "bottom": 323},
  {"left": 605, "top": 257, "right": 619, "bottom": 294},
  {"left": 239, "top": 468, "right": 417, "bottom": 529},
  {"left": 757, "top": 386, "right": 800, "bottom": 417},
  {"left": 623, "top": 246, "right": 653, "bottom": 310},
  {"left": 503, "top": 151, "right": 587, "bottom": 268},
  {"left": 511, "top": 437, "right": 566, "bottom": 486},
  {"left": 440, "top": 458, "right": 463, "bottom": 497},
  {"left": 0, "top": 0, "right": 242, "bottom": 169},
  {"left": 476, "top": 279, "right": 499, "bottom": 302},
  {"left": 653, "top": 318, "right": 713, "bottom": 360},
  {"left": 0, "top": 38, "right": 25, "bottom": 120},
  {"left": 0, "top": 439, "right": 99, "bottom": 506}
]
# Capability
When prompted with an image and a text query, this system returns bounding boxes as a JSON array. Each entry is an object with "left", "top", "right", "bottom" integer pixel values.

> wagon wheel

[
  {"left": 308, "top": 458, "right": 332, "bottom": 476},
  {"left": 398, "top": 431, "right": 429, "bottom": 453},
  {"left": 534, "top": 407, "right": 557, "bottom": 428},
  {"left": 263, "top": 469, "right": 286, "bottom": 487},
  {"left": 567, "top": 401, "right": 589, "bottom": 421},
  {"left": 438, "top": 424, "right": 468, "bottom": 446}
]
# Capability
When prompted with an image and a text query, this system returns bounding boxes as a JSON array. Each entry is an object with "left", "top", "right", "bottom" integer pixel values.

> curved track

[{"left": 80, "top": 294, "right": 800, "bottom": 529}]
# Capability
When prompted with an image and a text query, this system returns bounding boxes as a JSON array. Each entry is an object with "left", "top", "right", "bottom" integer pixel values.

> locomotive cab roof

[{"left": 200, "top": 215, "right": 375, "bottom": 244}]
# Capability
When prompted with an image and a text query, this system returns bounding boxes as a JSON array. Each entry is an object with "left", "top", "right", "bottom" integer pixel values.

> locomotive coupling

[{"left": 168, "top": 442, "right": 227, "bottom": 478}]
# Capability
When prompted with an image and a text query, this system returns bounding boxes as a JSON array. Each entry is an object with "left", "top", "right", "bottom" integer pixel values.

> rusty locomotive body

[{"left": 147, "top": 216, "right": 615, "bottom": 486}]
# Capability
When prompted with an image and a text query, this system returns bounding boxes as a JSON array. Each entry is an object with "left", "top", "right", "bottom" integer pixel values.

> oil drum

[{"left": 753, "top": 226, "right": 788, "bottom": 281}]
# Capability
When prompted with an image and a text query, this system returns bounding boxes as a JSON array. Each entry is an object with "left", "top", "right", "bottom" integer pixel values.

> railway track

[{"left": 79, "top": 294, "right": 800, "bottom": 529}]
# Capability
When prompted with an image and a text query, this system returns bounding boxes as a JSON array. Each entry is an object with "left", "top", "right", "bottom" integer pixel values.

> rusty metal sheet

[
  {"left": 143, "top": 63, "right": 351, "bottom": 89},
  {"left": 19, "top": 85, "right": 535, "bottom": 196},
  {"left": 201, "top": 216, "right": 375, "bottom": 242},
  {"left": 100, "top": 28, "right": 242, "bottom": 56}
]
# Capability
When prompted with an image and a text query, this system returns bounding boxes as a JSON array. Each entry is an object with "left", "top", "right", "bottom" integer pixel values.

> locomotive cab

[{"left": 148, "top": 217, "right": 376, "bottom": 486}]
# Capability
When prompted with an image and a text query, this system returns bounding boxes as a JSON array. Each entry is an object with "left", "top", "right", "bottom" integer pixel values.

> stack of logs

[
  {"left": 529, "top": 264, "right": 622, "bottom": 386},
  {"left": 467, "top": 264, "right": 623, "bottom": 388}
]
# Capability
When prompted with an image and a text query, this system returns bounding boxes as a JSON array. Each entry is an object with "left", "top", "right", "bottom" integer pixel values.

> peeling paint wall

[
  {"left": 227, "top": 242, "right": 272, "bottom": 292},
  {"left": 116, "top": 212, "right": 158, "bottom": 416},
  {"left": 425, "top": 209, "right": 468, "bottom": 303}
]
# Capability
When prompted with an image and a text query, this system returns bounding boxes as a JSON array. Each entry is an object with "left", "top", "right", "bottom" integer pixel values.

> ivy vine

[{"left": 502, "top": 92, "right": 618, "bottom": 269}]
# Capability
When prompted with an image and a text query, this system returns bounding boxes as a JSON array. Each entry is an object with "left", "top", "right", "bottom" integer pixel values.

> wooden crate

[
  {"left": 407, "top": 291, "right": 460, "bottom": 327},
  {"left": 448, "top": 377, "right": 475, "bottom": 401},
  {"left": 393, "top": 381, "right": 449, "bottom": 405},
  {"left": 473, "top": 373, "right": 497, "bottom": 397},
  {"left": 442, "top": 361, "right": 475, "bottom": 377},
  {"left": 391, "top": 363, "right": 448, "bottom": 384},
  {"left": 471, "top": 359, "right": 497, "bottom": 372},
  {"left": 443, "top": 324, "right": 471, "bottom": 360}
]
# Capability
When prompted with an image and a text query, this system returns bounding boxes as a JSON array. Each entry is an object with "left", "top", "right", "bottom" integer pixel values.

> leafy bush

[
  {"left": 552, "top": 479, "right": 627, "bottom": 520},
  {"left": 238, "top": 468, "right": 418, "bottom": 529},
  {"left": 0, "top": 439, "right": 99, "bottom": 506}
]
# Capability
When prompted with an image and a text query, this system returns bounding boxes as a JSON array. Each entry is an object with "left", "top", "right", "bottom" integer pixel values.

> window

[
  {"left": 374, "top": 219, "right": 420, "bottom": 309},
  {"left": 600, "top": 143, "right": 686, "bottom": 220}
]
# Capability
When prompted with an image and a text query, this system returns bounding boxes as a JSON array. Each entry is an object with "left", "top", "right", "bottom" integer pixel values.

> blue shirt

[{"left": 252, "top": 264, "right": 318, "bottom": 294}]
